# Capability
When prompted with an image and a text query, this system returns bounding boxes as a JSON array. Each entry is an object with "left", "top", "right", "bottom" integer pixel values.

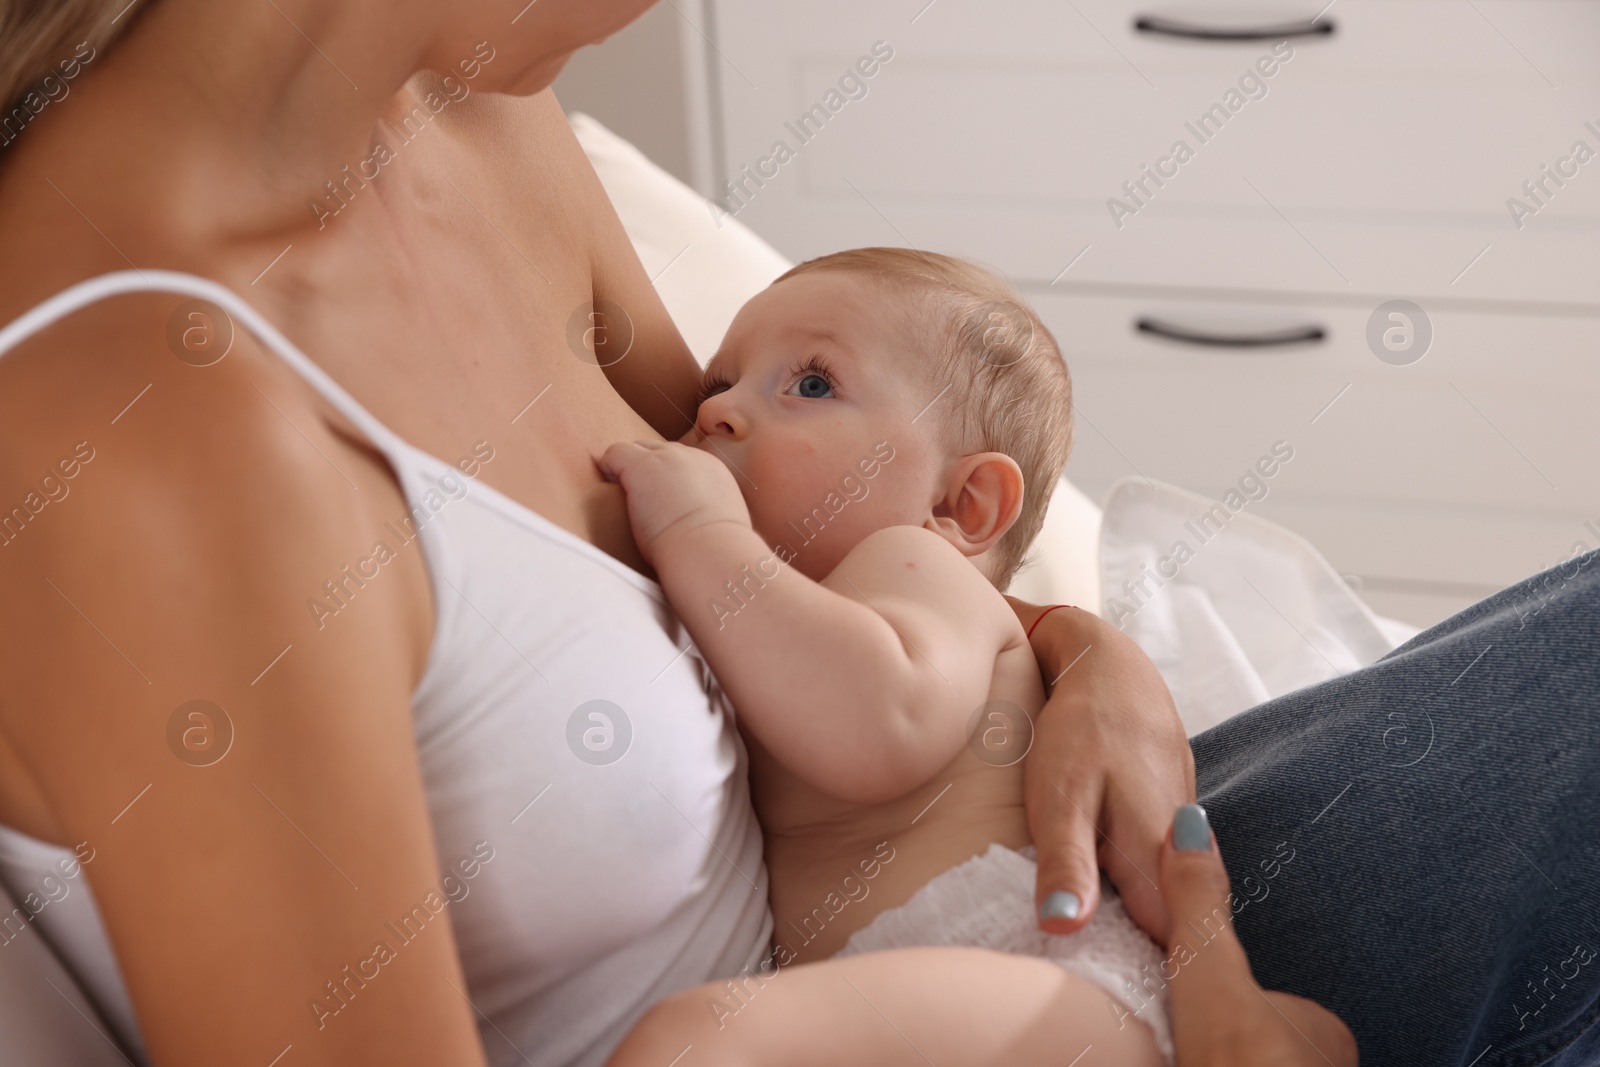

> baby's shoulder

[
  {"left": 822, "top": 525, "right": 1018, "bottom": 634},
  {"left": 834, "top": 523, "right": 978, "bottom": 573}
]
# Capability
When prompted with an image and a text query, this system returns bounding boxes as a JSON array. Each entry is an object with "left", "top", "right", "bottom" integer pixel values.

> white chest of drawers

[{"left": 693, "top": 0, "right": 1600, "bottom": 624}]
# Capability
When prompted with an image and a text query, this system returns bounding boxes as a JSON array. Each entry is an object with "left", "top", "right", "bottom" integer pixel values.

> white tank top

[{"left": 0, "top": 271, "right": 771, "bottom": 1067}]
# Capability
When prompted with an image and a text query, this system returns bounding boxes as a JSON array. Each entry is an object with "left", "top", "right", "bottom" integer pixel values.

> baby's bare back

[
  {"left": 753, "top": 638, "right": 1044, "bottom": 965},
  {"left": 633, "top": 511, "right": 1050, "bottom": 964}
]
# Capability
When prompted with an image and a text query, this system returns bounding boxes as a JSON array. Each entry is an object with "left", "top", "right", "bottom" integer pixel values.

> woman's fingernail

[
  {"left": 1173, "top": 804, "right": 1212, "bottom": 852},
  {"left": 1039, "top": 890, "right": 1081, "bottom": 922}
]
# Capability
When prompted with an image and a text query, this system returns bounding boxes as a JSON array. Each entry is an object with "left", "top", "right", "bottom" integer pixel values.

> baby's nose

[{"left": 696, "top": 392, "right": 748, "bottom": 439}]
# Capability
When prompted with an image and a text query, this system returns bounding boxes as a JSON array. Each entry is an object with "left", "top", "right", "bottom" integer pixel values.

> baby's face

[{"left": 691, "top": 272, "right": 951, "bottom": 579}]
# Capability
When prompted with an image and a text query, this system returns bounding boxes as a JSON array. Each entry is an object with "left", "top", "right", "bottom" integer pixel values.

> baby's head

[{"left": 692, "top": 247, "right": 1073, "bottom": 590}]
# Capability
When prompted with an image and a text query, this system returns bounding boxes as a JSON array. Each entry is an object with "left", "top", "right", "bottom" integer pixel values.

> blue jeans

[{"left": 1193, "top": 548, "right": 1600, "bottom": 1067}]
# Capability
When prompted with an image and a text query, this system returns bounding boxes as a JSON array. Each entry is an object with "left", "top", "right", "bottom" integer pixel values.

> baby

[{"left": 601, "top": 248, "right": 1170, "bottom": 1064}]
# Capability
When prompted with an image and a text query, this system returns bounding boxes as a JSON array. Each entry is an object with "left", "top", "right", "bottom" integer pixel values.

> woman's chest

[
  {"left": 398, "top": 506, "right": 761, "bottom": 985},
  {"left": 270, "top": 198, "right": 659, "bottom": 573}
]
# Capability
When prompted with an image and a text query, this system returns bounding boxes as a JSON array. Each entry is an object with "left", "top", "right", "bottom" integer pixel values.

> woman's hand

[
  {"left": 1008, "top": 599, "right": 1194, "bottom": 944},
  {"left": 1163, "top": 805, "right": 1359, "bottom": 1066}
]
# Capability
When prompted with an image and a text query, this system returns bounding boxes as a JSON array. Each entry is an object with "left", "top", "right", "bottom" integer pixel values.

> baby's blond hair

[{"left": 775, "top": 248, "right": 1074, "bottom": 589}]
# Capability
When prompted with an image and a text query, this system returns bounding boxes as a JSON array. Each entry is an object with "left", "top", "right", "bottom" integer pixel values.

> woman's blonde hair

[{"left": 1, "top": 0, "right": 134, "bottom": 146}]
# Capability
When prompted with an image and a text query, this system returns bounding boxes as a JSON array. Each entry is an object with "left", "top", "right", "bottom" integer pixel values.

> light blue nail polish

[
  {"left": 1174, "top": 804, "right": 1212, "bottom": 852},
  {"left": 1039, "top": 890, "right": 1081, "bottom": 922}
]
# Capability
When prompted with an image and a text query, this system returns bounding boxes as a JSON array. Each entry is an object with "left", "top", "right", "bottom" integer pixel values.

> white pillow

[
  {"left": 567, "top": 112, "right": 791, "bottom": 366},
  {"left": 569, "top": 112, "right": 1101, "bottom": 611},
  {"left": 1099, "top": 478, "right": 1419, "bottom": 736},
  {"left": 1008, "top": 477, "right": 1103, "bottom": 611}
]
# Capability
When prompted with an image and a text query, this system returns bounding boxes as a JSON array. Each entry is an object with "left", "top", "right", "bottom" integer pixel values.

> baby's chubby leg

[{"left": 607, "top": 946, "right": 1162, "bottom": 1067}]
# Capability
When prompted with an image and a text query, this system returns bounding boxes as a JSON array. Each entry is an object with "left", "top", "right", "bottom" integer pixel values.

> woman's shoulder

[
  {"left": 0, "top": 285, "right": 306, "bottom": 495},
  {"left": 0, "top": 275, "right": 435, "bottom": 815},
  {"left": 0, "top": 287, "right": 476, "bottom": 1060},
  {"left": 0, "top": 285, "right": 433, "bottom": 691}
]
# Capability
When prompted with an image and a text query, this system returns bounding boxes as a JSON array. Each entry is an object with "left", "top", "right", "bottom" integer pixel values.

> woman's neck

[{"left": 42, "top": 0, "right": 446, "bottom": 246}]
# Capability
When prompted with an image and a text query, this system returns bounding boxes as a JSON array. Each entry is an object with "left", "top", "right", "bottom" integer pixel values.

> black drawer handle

[
  {"left": 1133, "top": 15, "right": 1335, "bottom": 41},
  {"left": 1135, "top": 317, "right": 1326, "bottom": 348}
]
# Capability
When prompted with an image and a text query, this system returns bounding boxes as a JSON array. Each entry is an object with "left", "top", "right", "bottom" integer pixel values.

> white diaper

[{"left": 834, "top": 842, "right": 1174, "bottom": 1064}]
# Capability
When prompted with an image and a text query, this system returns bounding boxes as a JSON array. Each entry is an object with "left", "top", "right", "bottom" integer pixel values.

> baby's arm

[{"left": 600, "top": 440, "right": 1021, "bottom": 803}]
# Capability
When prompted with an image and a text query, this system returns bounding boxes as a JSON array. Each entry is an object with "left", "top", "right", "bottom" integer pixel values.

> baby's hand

[{"left": 599, "top": 440, "right": 751, "bottom": 563}]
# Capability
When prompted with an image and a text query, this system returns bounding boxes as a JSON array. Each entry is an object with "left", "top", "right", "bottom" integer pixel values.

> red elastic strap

[{"left": 1026, "top": 604, "right": 1071, "bottom": 639}]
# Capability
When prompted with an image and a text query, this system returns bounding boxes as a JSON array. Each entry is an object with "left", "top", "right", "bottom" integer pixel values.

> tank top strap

[{"left": 0, "top": 269, "right": 409, "bottom": 458}]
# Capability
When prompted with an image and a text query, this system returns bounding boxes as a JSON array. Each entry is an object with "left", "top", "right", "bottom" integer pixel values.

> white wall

[{"left": 552, "top": 3, "right": 695, "bottom": 187}]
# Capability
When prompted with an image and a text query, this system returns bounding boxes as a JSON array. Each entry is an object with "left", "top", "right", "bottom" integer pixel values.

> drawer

[
  {"left": 726, "top": 1, "right": 1600, "bottom": 85},
  {"left": 1038, "top": 287, "right": 1600, "bottom": 519},
  {"left": 1248, "top": 496, "right": 1596, "bottom": 596},
  {"left": 1047, "top": 284, "right": 1600, "bottom": 622},
  {"left": 1032, "top": 285, "right": 1600, "bottom": 382},
  {"left": 709, "top": 1, "right": 1600, "bottom": 300}
]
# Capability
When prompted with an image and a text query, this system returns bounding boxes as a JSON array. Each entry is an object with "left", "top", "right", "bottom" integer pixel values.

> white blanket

[{"left": 1098, "top": 479, "right": 1421, "bottom": 737}]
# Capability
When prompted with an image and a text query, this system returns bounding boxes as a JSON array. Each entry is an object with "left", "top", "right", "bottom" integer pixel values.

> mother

[{"left": 0, "top": 2, "right": 1595, "bottom": 1066}]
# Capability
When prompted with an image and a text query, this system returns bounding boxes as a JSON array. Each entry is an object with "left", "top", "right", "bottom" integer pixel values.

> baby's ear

[{"left": 926, "top": 452, "right": 1025, "bottom": 559}]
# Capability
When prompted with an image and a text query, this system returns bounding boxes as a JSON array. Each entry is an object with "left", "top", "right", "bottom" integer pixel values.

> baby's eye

[
  {"left": 782, "top": 355, "right": 840, "bottom": 399},
  {"left": 792, "top": 373, "right": 833, "bottom": 399}
]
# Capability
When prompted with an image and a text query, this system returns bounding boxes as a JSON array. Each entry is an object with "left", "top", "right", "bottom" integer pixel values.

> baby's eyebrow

[{"left": 791, "top": 326, "right": 841, "bottom": 346}]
